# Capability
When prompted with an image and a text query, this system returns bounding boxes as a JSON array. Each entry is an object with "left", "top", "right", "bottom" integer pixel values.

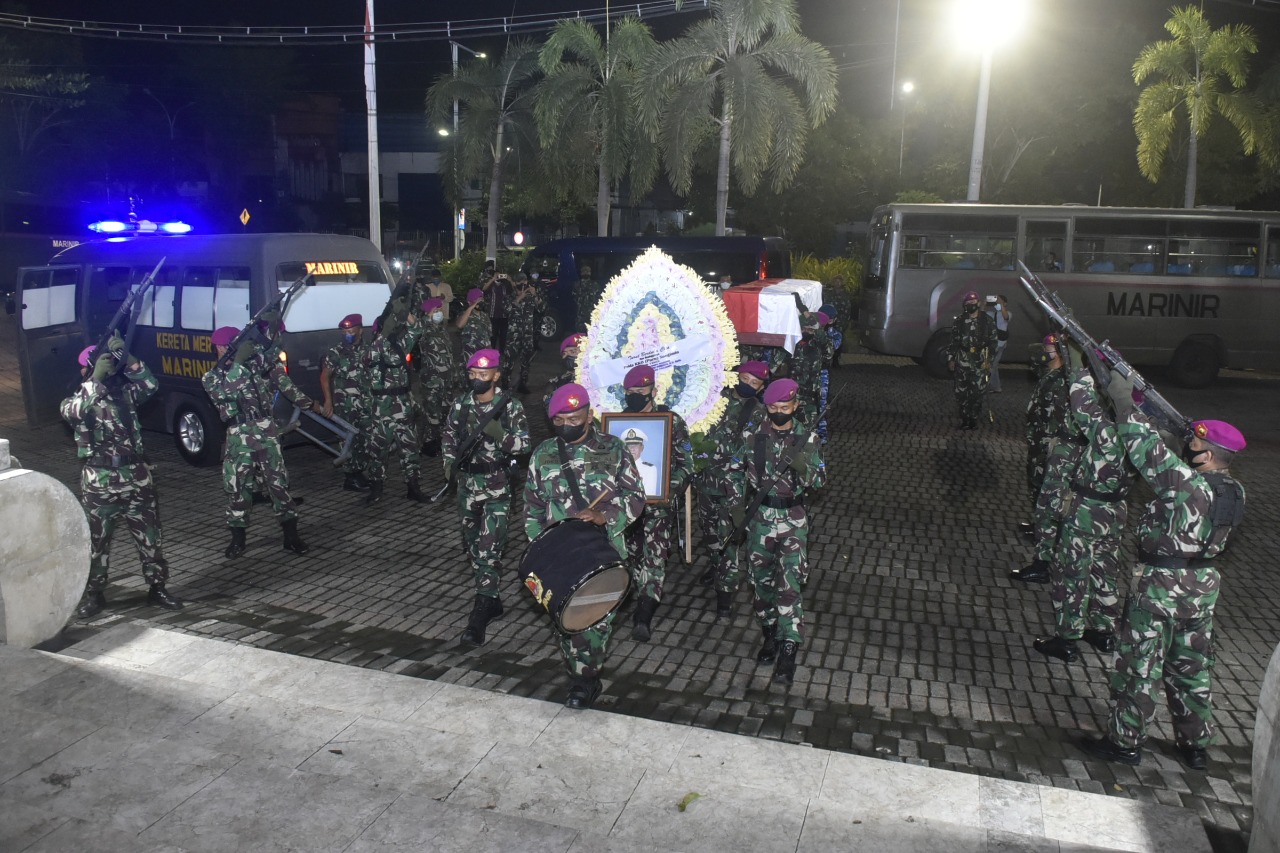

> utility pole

[{"left": 364, "top": 0, "right": 381, "bottom": 251}]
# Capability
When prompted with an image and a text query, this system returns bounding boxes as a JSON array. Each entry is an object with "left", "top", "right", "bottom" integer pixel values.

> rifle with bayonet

[
  {"left": 376, "top": 243, "right": 431, "bottom": 333},
  {"left": 1017, "top": 260, "right": 1190, "bottom": 437},
  {"left": 214, "top": 272, "right": 312, "bottom": 372},
  {"left": 94, "top": 257, "right": 165, "bottom": 374}
]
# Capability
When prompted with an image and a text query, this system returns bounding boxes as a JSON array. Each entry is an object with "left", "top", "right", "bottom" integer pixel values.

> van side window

[
  {"left": 215, "top": 267, "right": 252, "bottom": 329},
  {"left": 135, "top": 266, "right": 177, "bottom": 328},
  {"left": 180, "top": 267, "right": 216, "bottom": 330},
  {"left": 87, "top": 266, "right": 135, "bottom": 333},
  {"left": 18, "top": 266, "right": 79, "bottom": 329}
]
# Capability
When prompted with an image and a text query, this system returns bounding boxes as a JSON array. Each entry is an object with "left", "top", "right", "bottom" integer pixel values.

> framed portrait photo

[{"left": 601, "top": 411, "right": 674, "bottom": 504}]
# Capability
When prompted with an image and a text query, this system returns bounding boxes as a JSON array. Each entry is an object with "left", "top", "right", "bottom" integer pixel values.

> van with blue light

[{"left": 15, "top": 230, "right": 392, "bottom": 465}]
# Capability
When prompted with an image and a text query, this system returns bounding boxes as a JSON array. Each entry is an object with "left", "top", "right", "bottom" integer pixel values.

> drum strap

[{"left": 556, "top": 437, "right": 588, "bottom": 511}]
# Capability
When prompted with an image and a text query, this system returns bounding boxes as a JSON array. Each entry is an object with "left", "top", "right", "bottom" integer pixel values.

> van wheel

[
  {"left": 1169, "top": 340, "right": 1219, "bottom": 389},
  {"left": 539, "top": 313, "right": 559, "bottom": 341},
  {"left": 922, "top": 330, "right": 952, "bottom": 379},
  {"left": 173, "top": 403, "right": 223, "bottom": 467}
]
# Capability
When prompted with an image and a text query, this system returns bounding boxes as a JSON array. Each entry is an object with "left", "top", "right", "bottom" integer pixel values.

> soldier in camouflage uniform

[
  {"left": 1081, "top": 379, "right": 1246, "bottom": 771},
  {"left": 203, "top": 325, "right": 318, "bottom": 559},
  {"left": 320, "top": 313, "right": 372, "bottom": 492},
  {"left": 815, "top": 308, "right": 840, "bottom": 442},
  {"left": 503, "top": 273, "right": 543, "bottom": 394},
  {"left": 456, "top": 287, "right": 491, "bottom": 361},
  {"left": 444, "top": 348, "right": 530, "bottom": 646},
  {"left": 63, "top": 338, "right": 183, "bottom": 619},
  {"left": 776, "top": 311, "right": 832, "bottom": 427},
  {"left": 525, "top": 383, "right": 646, "bottom": 709},
  {"left": 363, "top": 310, "right": 426, "bottom": 504},
  {"left": 543, "top": 333, "right": 585, "bottom": 413},
  {"left": 613, "top": 365, "right": 693, "bottom": 641},
  {"left": 412, "top": 297, "right": 459, "bottom": 458},
  {"left": 728, "top": 378, "right": 827, "bottom": 686},
  {"left": 702, "top": 360, "right": 769, "bottom": 616},
  {"left": 573, "top": 264, "right": 603, "bottom": 333},
  {"left": 1032, "top": 350, "right": 1130, "bottom": 663},
  {"left": 946, "top": 290, "right": 997, "bottom": 429},
  {"left": 1021, "top": 333, "right": 1069, "bottom": 535}
]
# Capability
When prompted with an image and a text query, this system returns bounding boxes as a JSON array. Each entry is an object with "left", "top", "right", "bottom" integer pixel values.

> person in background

[{"left": 987, "top": 294, "right": 1011, "bottom": 393}]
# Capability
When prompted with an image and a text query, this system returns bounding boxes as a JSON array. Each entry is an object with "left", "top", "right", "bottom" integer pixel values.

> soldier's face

[
  {"left": 767, "top": 400, "right": 797, "bottom": 427},
  {"left": 740, "top": 372, "right": 765, "bottom": 392},
  {"left": 216, "top": 345, "right": 228, "bottom": 358}
]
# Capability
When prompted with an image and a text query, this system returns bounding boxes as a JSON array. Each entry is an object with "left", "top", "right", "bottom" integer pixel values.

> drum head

[{"left": 558, "top": 565, "right": 630, "bottom": 633}]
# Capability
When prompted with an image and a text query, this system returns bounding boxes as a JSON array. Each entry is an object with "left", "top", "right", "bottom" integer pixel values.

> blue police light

[
  {"left": 89, "top": 220, "right": 129, "bottom": 233},
  {"left": 160, "top": 221, "right": 192, "bottom": 234}
]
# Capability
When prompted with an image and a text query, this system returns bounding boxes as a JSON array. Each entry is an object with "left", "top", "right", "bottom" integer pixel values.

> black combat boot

[
  {"left": 1079, "top": 735, "right": 1141, "bottom": 766},
  {"left": 343, "top": 473, "right": 370, "bottom": 491},
  {"left": 1009, "top": 559, "right": 1050, "bottom": 583},
  {"left": 1176, "top": 743, "right": 1207, "bottom": 770},
  {"left": 225, "top": 527, "right": 247, "bottom": 559},
  {"left": 1081, "top": 628, "right": 1116, "bottom": 654},
  {"left": 715, "top": 590, "right": 732, "bottom": 619},
  {"left": 632, "top": 597, "right": 657, "bottom": 642},
  {"left": 565, "top": 676, "right": 602, "bottom": 709},
  {"left": 756, "top": 623, "right": 778, "bottom": 665},
  {"left": 148, "top": 584, "right": 183, "bottom": 610},
  {"left": 281, "top": 518, "right": 309, "bottom": 555},
  {"left": 406, "top": 478, "right": 426, "bottom": 503},
  {"left": 421, "top": 439, "right": 441, "bottom": 458},
  {"left": 461, "top": 595, "right": 504, "bottom": 646},
  {"left": 365, "top": 480, "right": 384, "bottom": 506},
  {"left": 1033, "top": 635, "right": 1079, "bottom": 663},
  {"left": 773, "top": 640, "right": 799, "bottom": 685},
  {"left": 75, "top": 590, "right": 106, "bottom": 619},
  {"left": 698, "top": 567, "right": 716, "bottom": 586}
]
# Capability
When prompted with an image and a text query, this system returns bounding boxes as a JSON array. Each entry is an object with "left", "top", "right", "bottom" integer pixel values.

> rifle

[
  {"left": 1017, "top": 260, "right": 1189, "bottom": 437},
  {"left": 377, "top": 243, "right": 430, "bottom": 332},
  {"left": 429, "top": 394, "right": 513, "bottom": 505},
  {"left": 215, "top": 272, "right": 312, "bottom": 372},
  {"left": 719, "top": 383, "right": 844, "bottom": 551},
  {"left": 94, "top": 257, "right": 165, "bottom": 374}
]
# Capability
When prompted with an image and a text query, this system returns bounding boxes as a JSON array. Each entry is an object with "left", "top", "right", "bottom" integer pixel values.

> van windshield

[{"left": 275, "top": 261, "right": 392, "bottom": 332}]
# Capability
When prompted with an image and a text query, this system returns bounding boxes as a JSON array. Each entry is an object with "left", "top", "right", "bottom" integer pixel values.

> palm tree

[
  {"left": 1133, "top": 5, "right": 1271, "bottom": 208},
  {"left": 636, "top": 0, "right": 837, "bottom": 236},
  {"left": 537, "top": 17, "right": 659, "bottom": 237},
  {"left": 427, "top": 40, "right": 541, "bottom": 260}
]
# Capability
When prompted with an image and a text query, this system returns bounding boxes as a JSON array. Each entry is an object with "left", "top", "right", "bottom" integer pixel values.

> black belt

[
  {"left": 86, "top": 451, "right": 142, "bottom": 467},
  {"left": 1057, "top": 430, "right": 1088, "bottom": 446},
  {"left": 373, "top": 386, "right": 410, "bottom": 396},
  {"left": 1138, "top": 548, "right": 1213, "bottom": 570},
  {"left": 761, "top": 495, "right": 801, "bottom": 509},
  {"left": 460, "top": 459, "right": 505, "bottom": 475},
  {"left": 1070, "top": 482, "right": 1126, "bottom": 502}
]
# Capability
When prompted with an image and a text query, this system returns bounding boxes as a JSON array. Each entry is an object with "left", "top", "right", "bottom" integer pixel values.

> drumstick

[{"left": 584, "top": 484, "right": 614, "bottom": 511}]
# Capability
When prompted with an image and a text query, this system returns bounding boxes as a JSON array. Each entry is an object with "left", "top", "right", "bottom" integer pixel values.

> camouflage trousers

[
  {"left": 746, "top": 505, "right": 810, "bottom": 644},
  {"left": 411, "top": 371, "right": 453, "bottom": 447},
  {"left": 223, "top": 428, "right": 297, "bottom": 528},
  {"left": 558, "top": 611, "right": 616, "bottom": 678},
  {"left": 695, "top": 475, "right": 722, "bottom": 547},
  {"left": 81, "top": 464, "right": 169, "bottom": 590},
  {"left": 817, "top": 369, "right": 831, "bottom": 441},
  {"left": 1025, "top": 440, "right": 1049, "bottom": 511},
  {"left": 627, "top": 503, "right": 676, "bottom": 602},
  {"left": 953, "top": 362, "right": 989, "bottom": 422},
  {"left": 334, "top": 401, "right": 372, "bottom": 477},
  {"left": 457, "top": 475, "right": 511, "bottom": 599},
  {"left": 367, "top": 394, "right": 421, "bottom": 483},
  {"left": 502, "top": 339, "right": 535, "bottom": 389},
  {"left": 1108, "top": 597, "right": 1217, "bottom": 750},
  {"left": 705, "top": 492, "right": 746, "bottom": 594},
  {"left": 1049, "top": 526, "right": 1122, "bottom": 638}
]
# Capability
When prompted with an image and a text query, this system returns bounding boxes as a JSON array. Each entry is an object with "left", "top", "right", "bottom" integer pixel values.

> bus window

[
  {"left": 864, "top": 224, "right": 891, "bottom": 289},
  {"left": 899, "top": 212, "right": 1016, "bottom": 270},
  {"left": 1024, "top": 220, "right": 1066, "bottom": 272},
  {"left": 214, "top": 267, "right": 252, "bottom": 330},
  {"left": 180, "top": 267, "right": 216, "bottom": 330},
  {"left": 135, "top": 266, "right": 177, "bottom": 328},
  {"left": 274, "top": 261, "right": 390, "bottom": 332},
  {"left": 19, "top": 266, "right": 78, "bottom": 329},
  {"left": 1266, "top": 226, "right": 1280, "bottom": 278},
  {"left": 87, "top": 266, "right": 136, "bottom": 332}
]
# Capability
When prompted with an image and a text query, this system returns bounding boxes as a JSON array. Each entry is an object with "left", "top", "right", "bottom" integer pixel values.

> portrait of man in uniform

[{"left": 602, "top": 411, "right": 674, "bottom": 502}]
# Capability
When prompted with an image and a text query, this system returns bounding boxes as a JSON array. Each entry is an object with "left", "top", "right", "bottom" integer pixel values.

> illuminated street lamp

[
  {"left": 953, "top": 0, "right": 1028, "bottom": 201},
  {"left": 899, "top": 81, "right": 914, "bottom": 175}
]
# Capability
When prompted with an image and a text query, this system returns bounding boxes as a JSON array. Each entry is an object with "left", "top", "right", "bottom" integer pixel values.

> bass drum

[{"left": 521, "top": 519, "right": 630, "bottom": 633}]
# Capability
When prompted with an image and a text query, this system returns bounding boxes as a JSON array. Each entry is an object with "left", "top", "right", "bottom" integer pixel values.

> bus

[
  {"left": 15, "top": 233, "right": 393, "bottom": 465},
  {"left": 856, "top": 203, "right": 1280, "bottom": 387},
  {"left": 522, "top": 235, "right": 791, "bottom": 340}
]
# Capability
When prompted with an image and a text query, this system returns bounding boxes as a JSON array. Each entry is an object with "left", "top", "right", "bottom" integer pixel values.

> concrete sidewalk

[{"left": 2, "top": 623, "right": 1210, "bottom": 853}]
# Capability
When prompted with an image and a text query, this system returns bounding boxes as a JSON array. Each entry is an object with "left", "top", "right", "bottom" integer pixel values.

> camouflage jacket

[
  {"left": 322, "top": 340, "right": 369, "bottom": 413},
  {"left": 542, "top": 363, "right": 578, "bottom": 411},
  {"left": 460, "top": 309, "right": 492, "bottom": 355},
  {"left": 947, "top": 310, "right": 997, "bottom": 366},
  {"left": 202, "top": 353, "right": 311, "bottom": 443},
  {"left": 61, "top": 361, "right": 157, "bottom": 464},
  {"left": 730, "top": 420, "right": 827, "bottom": 503},
  {"left": 415, "top": 320, "right": 457, "bottom": 383},
  {"left": 507, "top": 289, "right": 544, "bottom": 349},
  {"left": 525, "top": 428, "right": 646, "bottom": 560},
  {"left": 711, "top": 394, "right": 766, "bottom": 463},
  {"left": 1060, "top": 372, "right": 1130, "bottom": 529},
  {"left": 574, "top": 278, "right": 603, "bottom": 326},
  {"left": 442, "top": 390, "right": 530, "bottom": 485},
  {"left": 783, "top": 327, "right": 833, "bottom": 397},
  {"left": 1025, "top": 366, "right": 1069, "bottom": 447},
  {"left": 365, "top": 322, "right": 422, "bottom": 393}
]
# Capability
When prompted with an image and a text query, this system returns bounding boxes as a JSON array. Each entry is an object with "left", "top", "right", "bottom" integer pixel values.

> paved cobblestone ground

[{"left": 3, "top": 317, "right": 1276, "bottom": 851}]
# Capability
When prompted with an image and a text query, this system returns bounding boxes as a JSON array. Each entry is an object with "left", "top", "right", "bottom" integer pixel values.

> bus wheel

[
  {"left": 539, "top": 313, "right": 559, "bottom": 341},
  {"left": 1169, "top": 340, "right": 1219, "bottom": 389},
  {"left": 173, "top": 403, "right": 223, "bottom": 467},
  {"left": 922, "top": 331, "right": 952, "bottom": 379}
]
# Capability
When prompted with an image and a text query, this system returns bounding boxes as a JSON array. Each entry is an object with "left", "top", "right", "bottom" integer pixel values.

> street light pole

[
  {"left": 899, "top": 81, "right": 914, "bottom": 176},
  {"left": 953, "top": 0, "right": 1027, "bottom": 203},
  {"left": 449, "top": 41, "right": 486, "bottom": 262},
  {"left": 966, "top": 49, "right": 992, "bottom": 201},
  {"left": 364, "top": 0, "right": 381, "bottom": 251}
]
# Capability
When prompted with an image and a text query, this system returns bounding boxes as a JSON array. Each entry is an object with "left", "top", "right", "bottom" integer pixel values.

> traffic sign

[{"left": 240, "top": 209, "right": 250, "bottom": 226}]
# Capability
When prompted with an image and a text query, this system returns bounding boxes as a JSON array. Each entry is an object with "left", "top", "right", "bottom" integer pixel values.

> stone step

[{"left": 1, "top": 623, "right": 1212, "bottom": 853}]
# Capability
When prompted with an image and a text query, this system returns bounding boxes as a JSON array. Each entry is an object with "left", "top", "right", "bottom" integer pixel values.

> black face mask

[
  {"left": 965, "top": 303, "right": 979, "bottom": 314},
  {"left": 470, "top": 378, "right": 494, "bottom": 395},
  {"left": 564, "top": 356, "right": 577, "bottom": 370},
  {"left": 555, "top": 423, "right": 587, "bottom": 443},
  {"left": 624, "top": 392, "right": 651, "bottom": 413},
  {"left": 1183, "top": 444, "right": 1210, "bottom": 469},
  {"left": 736, "top": 382, "right": 758, "bottom": 398},
  {"left": 768, "top": 410, "right": 793, "bottom": 427}
]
